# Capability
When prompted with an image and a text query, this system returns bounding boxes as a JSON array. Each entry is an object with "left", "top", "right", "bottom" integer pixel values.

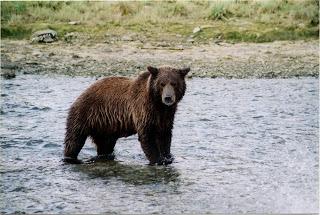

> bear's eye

[
  {"left": 160, "top": 82, "right": 166, "bottom": 87},
  {"left": 171, "top": 82, "right": 177, "bottom": 87}
]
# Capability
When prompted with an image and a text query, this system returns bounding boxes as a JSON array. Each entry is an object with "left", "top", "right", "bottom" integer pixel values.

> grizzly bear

[{"left": 63, "top": 66, "right": 190, "bottom": 165}]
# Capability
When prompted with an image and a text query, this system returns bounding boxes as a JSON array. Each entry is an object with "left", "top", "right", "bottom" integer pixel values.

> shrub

[{"left": 208, "top": 2, "right": 232, "bottom": 20}]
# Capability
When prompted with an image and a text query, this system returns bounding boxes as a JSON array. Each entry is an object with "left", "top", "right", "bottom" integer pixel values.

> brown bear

[{"left": 63, "top": 66, "right": 190, "bottom": 165}]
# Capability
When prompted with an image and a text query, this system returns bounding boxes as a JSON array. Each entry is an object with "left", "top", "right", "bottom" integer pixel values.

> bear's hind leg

[
  {"left": 137, "top": 132, "right": 161, "bottom": 165},
  {"left": 64, "top": 131, "right": 87, "bottom": 164},
  {"left": 89, "top": 134, "right": 117, "bottom": 161}
]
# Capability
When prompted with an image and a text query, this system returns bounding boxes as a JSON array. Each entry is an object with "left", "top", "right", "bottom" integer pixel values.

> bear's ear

[
  {"left": 179, "top": 67, "right": 190, "bottom": 77},
  {"left": 147, "top": 66, "right": 159, "bottom": 76}
]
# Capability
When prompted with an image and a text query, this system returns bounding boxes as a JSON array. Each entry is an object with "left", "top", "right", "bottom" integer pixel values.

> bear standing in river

[{"left": 63, "top": 66, "right": 190, "bottom": 165}]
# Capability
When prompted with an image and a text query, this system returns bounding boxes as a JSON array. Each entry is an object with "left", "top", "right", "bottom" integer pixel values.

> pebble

[
  {"left": 193, "top": 26, "right": 201, "bottom": 34},
  {"left": 68, "top": 21, "right": 80, "bottom": 25},
  {"left": 1, "top": 69, "right": 16, "bottom": 79}
]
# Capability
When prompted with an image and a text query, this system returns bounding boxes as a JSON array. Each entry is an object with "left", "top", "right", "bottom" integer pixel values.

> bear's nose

[{"left": 164, "top": 96, "right": 172, "bottom": 103}]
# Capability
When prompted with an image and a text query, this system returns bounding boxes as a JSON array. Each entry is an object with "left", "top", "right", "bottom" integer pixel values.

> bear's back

[
  {"left": 71, "top": 76, "right": 136, "bottom": 134},
  {"left": 92, "top": 76, "right": 132, "bottom": 93}
]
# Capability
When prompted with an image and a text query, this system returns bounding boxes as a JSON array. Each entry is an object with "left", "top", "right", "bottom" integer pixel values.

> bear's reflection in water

[{"left": 74, "top": 161, "right": 180, "bottom": 186}]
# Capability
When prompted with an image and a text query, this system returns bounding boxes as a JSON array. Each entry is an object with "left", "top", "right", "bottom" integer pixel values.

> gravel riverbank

[{"left": 1, "top": 39, "right": 318, "bottom": 78}]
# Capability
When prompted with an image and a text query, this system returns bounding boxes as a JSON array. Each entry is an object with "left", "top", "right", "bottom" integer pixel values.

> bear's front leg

[{"left": 156, "top": 130, "right": 174, "bottom": 165}]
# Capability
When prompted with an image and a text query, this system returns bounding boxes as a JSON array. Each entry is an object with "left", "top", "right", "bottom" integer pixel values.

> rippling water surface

[{"left": 0, "top": 75, "right": 318, "bottom": 214}]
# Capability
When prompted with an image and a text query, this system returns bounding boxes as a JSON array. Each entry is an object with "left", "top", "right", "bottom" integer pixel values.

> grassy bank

[{"left": 1, "top": 0, "right": 319, "bottom": 43}]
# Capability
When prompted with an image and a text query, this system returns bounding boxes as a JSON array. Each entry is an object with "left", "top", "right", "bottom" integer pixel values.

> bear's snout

[
  {"left": 164, "top": 96, "right": 173, "bottom": 103},
  {"left": 162, "top": 84, "right": 176, "bottom": 106}
]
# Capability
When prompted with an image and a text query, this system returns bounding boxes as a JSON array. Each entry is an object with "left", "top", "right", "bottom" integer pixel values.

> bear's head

[{"left": 147, "top": 66, "right": 190, "bottom": 106}]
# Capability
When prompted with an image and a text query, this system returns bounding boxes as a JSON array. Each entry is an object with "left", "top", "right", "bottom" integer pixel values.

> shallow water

[{"left": 0, "top": 75, "right": 318, "bottom": 214}]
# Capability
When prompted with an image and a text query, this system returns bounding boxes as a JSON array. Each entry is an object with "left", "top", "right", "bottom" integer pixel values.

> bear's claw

[
  {"left": 62, "top": 157, "right": 83, "bottom": 164},
  {"left": 156, "top": 154, "right": 174, "bottom": 165},
  {"left": 85, "top": 153, "right": 115, "bottom": 163}
]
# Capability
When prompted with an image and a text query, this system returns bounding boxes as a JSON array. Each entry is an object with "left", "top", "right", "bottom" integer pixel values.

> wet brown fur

[{"left": 64, "top": 66, "right": 189, "bottom": 164}]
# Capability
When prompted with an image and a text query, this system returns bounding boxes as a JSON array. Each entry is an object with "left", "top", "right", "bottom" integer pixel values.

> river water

[{"left": 0, "top": 75, "right": 318, "bottom": 214}]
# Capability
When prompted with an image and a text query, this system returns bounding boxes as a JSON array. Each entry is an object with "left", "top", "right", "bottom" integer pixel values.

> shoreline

[{"left": 1, "top": 39, "right": 319, "bottom": 79}]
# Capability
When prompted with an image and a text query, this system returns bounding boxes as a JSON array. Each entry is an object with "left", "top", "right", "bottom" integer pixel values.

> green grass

[{"left": 1, "top": 0, "right": 319, "bottom": 43}]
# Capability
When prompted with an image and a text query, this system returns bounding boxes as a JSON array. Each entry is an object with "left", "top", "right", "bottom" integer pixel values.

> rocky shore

[{"left": 1, "top": 39, "right": 318, "bottom": 79}]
